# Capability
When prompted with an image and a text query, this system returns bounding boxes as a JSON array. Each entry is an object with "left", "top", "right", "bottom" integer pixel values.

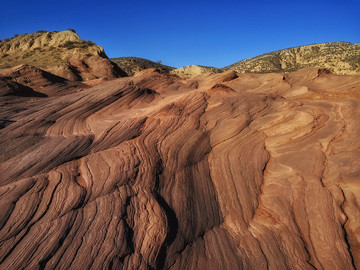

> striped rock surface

[{"left": 0, "top": 67, "right": 359, "bottom": 269}]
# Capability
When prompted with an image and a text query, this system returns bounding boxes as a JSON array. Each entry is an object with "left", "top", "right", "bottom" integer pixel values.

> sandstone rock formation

[
  {"left": 223, "top": 42, "right": 360, "bottom": 75},
  {"left": 111, "top": 57, "right": 175, "bottom": 76},
  {"left": 0, "top": 64, "right": 84, "bottom": 97},
  {"left": 0, "top": 67, "right": 359, "bottom": 269},
  {"left": 170, "top": 65, "right": 221, "bottom": 77},
  {"left": 0, "top": 30, "right": 126, "bottom": 81}
]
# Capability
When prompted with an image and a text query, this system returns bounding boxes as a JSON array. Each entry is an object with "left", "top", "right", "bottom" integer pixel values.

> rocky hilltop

[
  {"left": 223, "top": 42, "right": 360, "bottom": 75},
  {"left": 170, "top": 65, "right": 220, "bottom": 77},
  {"left": 111, "top": 57, "right": 175, "bottom": 76},
  {"left": 0, "top": 65, "right": 359, "bottom": 269},
  {"left": 0, "top": 30, "right": 126, "bottom": 81}
]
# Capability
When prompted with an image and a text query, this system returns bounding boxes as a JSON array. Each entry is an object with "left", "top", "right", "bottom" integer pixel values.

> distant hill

[
  {"left": 111, "top": 57, "right": 175, "bottom": 76},
  {"left": 222, "top": 42, "right": 360, "bottom": 75},
  {"left": 0, "top": 30, "right": 126, "bottom": 81},
  {"left": 2, "top": 32, "right": 359, "bottom": 80},
  {"left": 170, "top": 65, "right": 221, "bottom": 78}
]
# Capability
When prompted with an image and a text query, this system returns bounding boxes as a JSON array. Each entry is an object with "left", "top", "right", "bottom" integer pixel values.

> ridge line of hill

[{"left": 1, "top": 30, "right": 359, "bottom": 78}]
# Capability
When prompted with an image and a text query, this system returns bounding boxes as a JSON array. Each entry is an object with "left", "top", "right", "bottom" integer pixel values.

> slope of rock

[
  {"left": 171, "top": 64, "right": 221, "bottom": 77},
  {"left": 0, "top": 68, "right": 359, "bottom": 269},
  {"left": 111, "top": 57, "right": 175, "bottom": 76},
  {"left": 0, "top": 64, "right": 84, "bottom": 96},
  {"left": 0, "top": 76, "right": 47, "bottom": 97},
  {"left": 0, "top": 30, "right": 126, "bottom": 81},
  {"left": 223, "top": 42, "right": 360, "bottom": 75}
]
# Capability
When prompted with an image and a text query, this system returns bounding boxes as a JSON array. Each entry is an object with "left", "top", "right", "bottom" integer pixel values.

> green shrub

[
  {"left": 22, "top": 51, "right": 34, "bottom": 58},
  {"left": 61, "top": 41, "right": 76, "bottom": 49}
]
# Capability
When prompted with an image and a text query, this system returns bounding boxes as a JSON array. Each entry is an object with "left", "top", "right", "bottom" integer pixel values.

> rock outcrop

[
  {"left": 0, "top": 64, "right": 84, "bottom": 96},
  {"left": 111, "top": 57, "right": 175, "bottom": 76},
  {"left": 0, "top": 67, "right": 359, "bottom": 269},
  {"left": 171, "top": 65, "right": 221, "bottom": 77},
  {"left": 223, "top": 42, "right": 360, "bottom": 75},
  {"left": 0, "top": 30, "right": 126, "bottom": 81}
]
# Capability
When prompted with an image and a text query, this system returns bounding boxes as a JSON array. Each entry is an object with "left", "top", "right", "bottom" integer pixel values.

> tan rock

[
  {"left": 0, "top": 30, "right": 126, "bottom": 81},
  {"left": 171, "top": 65, "right": 221, "bottom": 78},
  {"left": 223, "top": 42, "right": 360, "bottom": 75}
]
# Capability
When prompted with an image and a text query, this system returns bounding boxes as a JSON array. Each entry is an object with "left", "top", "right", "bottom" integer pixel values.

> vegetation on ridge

[
  {"left": 222, "top": 42, "right": 360, "bottom": 75},
  {"left": 1, "top": 30, "right": 359, "bottom": 77},
  {"left": 0, "top": 30, "right": 104, "bottom": 69},
  {"left": 110, "top": 57, "right": 175, "bottom": 76}
]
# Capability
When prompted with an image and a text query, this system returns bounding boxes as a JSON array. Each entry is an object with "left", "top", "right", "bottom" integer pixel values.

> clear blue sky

[{"left": 0, "top": 0, "right": 359, "bottom": 68}]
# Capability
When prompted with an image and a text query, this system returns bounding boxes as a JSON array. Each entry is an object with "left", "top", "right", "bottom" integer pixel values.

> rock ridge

[{"left": 0, "top": 30, "right": 126, "bottom": 81}]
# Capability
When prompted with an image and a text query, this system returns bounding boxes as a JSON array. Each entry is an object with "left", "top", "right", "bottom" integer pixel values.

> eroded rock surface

[
  {"left": 171, "top": 65, "right": 221, "bottom": 78},
  {"left": 0, "top": 67, "right": 359, "bottom": 269},
  {"left": 0, "top": 30, "right": 126, "bottom": 81}
]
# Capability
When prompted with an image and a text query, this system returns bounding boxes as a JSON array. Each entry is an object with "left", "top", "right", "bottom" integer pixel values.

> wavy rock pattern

[{"left": 0, "top": 67, "right": 359, "bottom": 269}]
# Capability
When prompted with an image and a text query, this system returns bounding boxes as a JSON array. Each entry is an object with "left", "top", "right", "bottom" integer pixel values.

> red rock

[{"left": 0, "top": 67, "right": 359, "bottom": 269}]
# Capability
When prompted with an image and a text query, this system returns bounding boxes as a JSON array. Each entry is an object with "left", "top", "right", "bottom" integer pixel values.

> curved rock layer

[
  {"left": 0, "top": 68, "right": 359, "bottom": 269},
  {"left": 0, "top": 65, "right": 84, "bottom": 97}
]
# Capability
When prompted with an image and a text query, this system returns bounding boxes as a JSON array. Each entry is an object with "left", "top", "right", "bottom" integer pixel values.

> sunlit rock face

[
  {"left": 170, "top": 65, "right": 221, "bottom": 77},
  {"left": 223, "top": 42, "right": 360, "bottom": 75},
  {"left": 0, "top": 67, "right": 359, "bottom": 269},
  {"left": 0, "top": 30, "right": 126, "bottom": 81}
]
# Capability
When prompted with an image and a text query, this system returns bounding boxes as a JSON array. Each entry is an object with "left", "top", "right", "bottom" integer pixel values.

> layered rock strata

[{"left": 0, "top": 67, "right": 359, "bottom": 269}]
